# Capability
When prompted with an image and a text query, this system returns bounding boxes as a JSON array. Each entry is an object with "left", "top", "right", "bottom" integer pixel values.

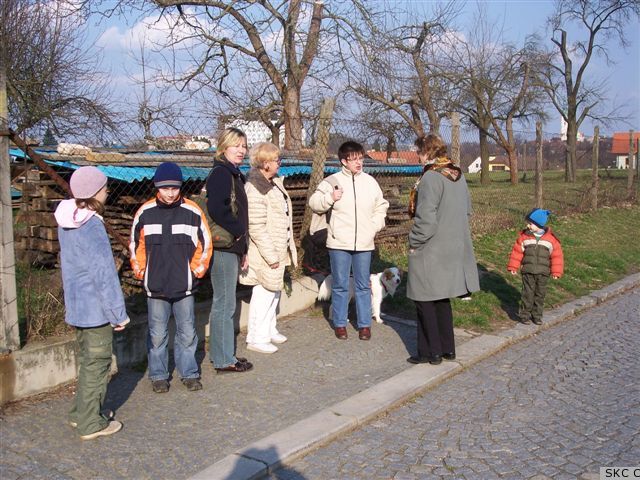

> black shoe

[
  {"left": 215, "top": 361, "right": 254, "bottom": 374},
  {"left": 182, "top": 378, "right": 203, "bottom": 391},
  {"left": 532, "top": 318, "right": 542, "bottom": 325},
  {"left": 407, "top": 355, "right": 442, "bottom": 365},
  {"left": 442, "top": 352, "right": 456, "bottom": 361},
  {"left": 152, "top": 380, "right": 169, "bottom": 393},
  {"left": 519, "top": 317, "right": 532, "bottom": 325}
]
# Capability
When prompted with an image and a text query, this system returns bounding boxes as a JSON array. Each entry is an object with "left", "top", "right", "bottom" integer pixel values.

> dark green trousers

[
  {"left": 519, "top": 273, "right": 550, "bottom": 323},
  {"left": 69, "top": 323, "right": 113, "bottom": 436}
]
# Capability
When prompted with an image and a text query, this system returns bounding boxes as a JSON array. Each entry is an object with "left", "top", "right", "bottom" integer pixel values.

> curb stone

[{"left": 188, "top": 273, "right": 640, "bottom": 480}]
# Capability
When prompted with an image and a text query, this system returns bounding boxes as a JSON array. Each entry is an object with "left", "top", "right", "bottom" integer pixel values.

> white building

[
  {"left": 560, "top": 117, "right": 585, "bottom": 142},
  {"left": 226, "top": 120, "right": 306, "bottom": 148},
  {"left": 467, "top": 156, "right": 511, "bottom": 174}
]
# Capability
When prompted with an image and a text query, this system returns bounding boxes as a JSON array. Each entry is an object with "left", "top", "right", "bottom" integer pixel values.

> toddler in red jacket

[{"left": 507, "top": 208, "right": 564, "bottom": 325}]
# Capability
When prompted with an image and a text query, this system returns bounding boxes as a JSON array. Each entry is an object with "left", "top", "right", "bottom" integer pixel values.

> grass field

[{"left": 376, "top": 204, "right": 640, "bottom": 332}]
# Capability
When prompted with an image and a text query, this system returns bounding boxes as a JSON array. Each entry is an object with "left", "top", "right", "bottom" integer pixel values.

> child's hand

[
  {"left": 552, "top": 275, "right": 559, "bottom": 280},
  {"left": 509, "top": 270, "right": 517, "bottom": 276}
]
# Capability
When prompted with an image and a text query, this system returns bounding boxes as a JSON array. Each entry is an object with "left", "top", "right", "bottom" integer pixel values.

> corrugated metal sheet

[{"left": 13, "top": 148, "right": 423, "bottom": 183}]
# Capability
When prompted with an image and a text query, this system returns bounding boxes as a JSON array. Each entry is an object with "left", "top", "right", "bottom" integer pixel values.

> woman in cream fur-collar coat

[{"left": 240, "top": 143, "right": 297, "bottom": 354}]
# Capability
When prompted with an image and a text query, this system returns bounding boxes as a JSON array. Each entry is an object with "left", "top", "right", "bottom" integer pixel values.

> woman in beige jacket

[
  {"left": 240, "top": 143, "right": 297, "bottom": 354},
  {"left": 308, "top": 141, "right": 389, "bottom": 341}
]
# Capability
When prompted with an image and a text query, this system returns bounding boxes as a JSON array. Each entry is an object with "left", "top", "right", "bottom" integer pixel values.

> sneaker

[
  {"left": 182, "top": 378, "right": 203, "bottom": 391},
  {"left": 152, "top": 379, "right": 170, "bottom": 393},
  {"left": 79, "top": 420, "right": 123, "bottom": 440},
  {"left": 271, "top": 333, "right": 288, "bottom": 344},
  {"left": 69, "top": 409, "right": 114, "bottom": 428},
  {"left": 247, "top": 342, "right": 278, "bottom": 354}
]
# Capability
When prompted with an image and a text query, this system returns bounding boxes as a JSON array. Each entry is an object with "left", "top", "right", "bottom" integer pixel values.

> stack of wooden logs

[{"left": 14, "top": 170, "right": 65, "bottom": 266}]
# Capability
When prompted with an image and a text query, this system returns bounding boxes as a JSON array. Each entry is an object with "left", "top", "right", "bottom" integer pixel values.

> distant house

[
  {"left": 467, "top": 156, "right": 512, "bottom": 174},
  {"left": 227, "top": 120, "right": 307, "bottom": 149},
  {"left": 366, "top": 150, "right": 420, "bottom": 164},
  {"left": 610, "top": 132, "right": 640, "bottom": 169}
]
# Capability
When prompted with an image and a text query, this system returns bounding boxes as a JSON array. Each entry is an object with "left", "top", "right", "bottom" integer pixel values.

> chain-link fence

[{"left": 7, "top": 111, "right": 639, "bottom": 341}]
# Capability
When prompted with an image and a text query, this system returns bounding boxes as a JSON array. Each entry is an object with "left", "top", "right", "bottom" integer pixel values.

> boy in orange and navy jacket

[
  {"left": 130, "top": 162, "right": 212, "bottom": 393},
  {"left": 507, "top": 208, "right": 564, "bottom": 325}
]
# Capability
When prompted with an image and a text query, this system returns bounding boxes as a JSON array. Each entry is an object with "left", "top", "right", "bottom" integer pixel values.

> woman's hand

[
  {"left": 270, "top": 262, "right": 280, "bottom": 269},
  {"left": 331, "top": 185, "right": 343, "bottom": 202},
  {"left": 241, "top": 254, "right": 249, "bottom": 272}
]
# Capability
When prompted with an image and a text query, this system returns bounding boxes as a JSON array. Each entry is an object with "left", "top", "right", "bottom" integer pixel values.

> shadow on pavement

[
  {"left": 477, "top": 263, "right": 521, "bottom": 322},
  {"left": 103, "top": 367, "right": 145, "bottom": 414}
]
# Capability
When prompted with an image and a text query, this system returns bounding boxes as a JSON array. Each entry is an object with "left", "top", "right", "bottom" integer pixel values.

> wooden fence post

[
  {"left": 627, "top": 129, "right": 636, "bottom": 201},
  {"left": 591, "top": 126, "right": 599, "bottom": 211},
  {"left": 0, "top": 63, "right": 21, "bottom": 351},
  {"left": 297, "top": 97, "right": 335, "bottom": 266},
  {"left": 535, "top": 121, "right": 543, "bottom": 208},
  {"left": 450, "top": 112, "right": 460, "bottom": 165}
]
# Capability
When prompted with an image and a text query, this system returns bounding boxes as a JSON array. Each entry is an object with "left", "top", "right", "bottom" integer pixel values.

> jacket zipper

[{"left": 352, "top": 175, "right": 357, "bottom": 250}]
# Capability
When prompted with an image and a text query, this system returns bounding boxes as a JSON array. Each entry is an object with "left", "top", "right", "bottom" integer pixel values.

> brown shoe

[
  {"left": 334, "top": 327, "right": 348, "bottom": 340},
  {"left": 358, "top": 327, "right": 371, "bottom": 340}
]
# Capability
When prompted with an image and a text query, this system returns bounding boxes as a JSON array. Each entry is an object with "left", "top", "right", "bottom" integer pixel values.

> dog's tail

[{"left": 317, "top": 275, "right": 332, "bottom": 301}]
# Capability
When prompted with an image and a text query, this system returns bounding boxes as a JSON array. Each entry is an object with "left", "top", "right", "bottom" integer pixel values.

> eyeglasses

[{"left": 345, "top": 156, "right": 364, "bottom": 163}]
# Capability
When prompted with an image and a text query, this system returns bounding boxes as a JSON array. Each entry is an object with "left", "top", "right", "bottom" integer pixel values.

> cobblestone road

[
  {"left": 0, "top": 306, "right": 475, "bottom": 480},
  {"left": 272, "top": 289, "right": 640, "bottom": 480}
]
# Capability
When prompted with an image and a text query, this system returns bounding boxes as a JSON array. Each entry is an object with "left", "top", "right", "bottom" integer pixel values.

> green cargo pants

[
  {"left": 519, "top": 273, "right": 550, "bottom": 323},
  {"left": 68, "top": 323, "right": 113, "bottom": 436}
]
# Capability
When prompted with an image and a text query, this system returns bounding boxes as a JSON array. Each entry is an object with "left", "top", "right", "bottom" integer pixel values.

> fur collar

[{"left": 247, "top": 168, "right": 276, "bottom": 195}]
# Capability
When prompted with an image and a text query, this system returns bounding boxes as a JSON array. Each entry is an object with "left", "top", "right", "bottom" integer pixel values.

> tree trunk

[
  {"left": 385, "top": 134, "right": 396, "bottom": 164},
  {"left": 283, "top": 88, "right": 303, "bottom": 152},
  {"left": 507, "top": 146, "right": 518, "bottom": 185},
  {"left": 479, "top": 129, "right": 490, "bottom": 185},
  {"left": 506, "top": 118, "right": 518, "bottom": 185},
  {"left": 564, "top": 119, "right": 577, "bottom": 182}
]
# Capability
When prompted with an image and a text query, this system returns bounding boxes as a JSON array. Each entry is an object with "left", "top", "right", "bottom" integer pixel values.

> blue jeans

[
  {"left": 147, "top": 296, "right": 199, "bottom": 381},
  {"left": 208, "top": 251, "right": 240, "bottom": 368},
  {"left": 328, "top": 249, "right": 372, "bottom": 329}
]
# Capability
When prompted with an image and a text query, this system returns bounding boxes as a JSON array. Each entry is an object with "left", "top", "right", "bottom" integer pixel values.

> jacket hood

[{"left": 54, "top": 199, "right": 97, "bottom": 228}]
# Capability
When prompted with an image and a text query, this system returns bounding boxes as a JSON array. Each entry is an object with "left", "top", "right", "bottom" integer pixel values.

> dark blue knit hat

[
  {"left": 153, "top": 162, "right": 183, "bottom": 188},
  {"left": 526, "top": 208, "right": 551, "bottom": 228}
]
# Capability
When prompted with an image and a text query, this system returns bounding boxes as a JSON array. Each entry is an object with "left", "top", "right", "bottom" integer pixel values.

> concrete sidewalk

[{"left": 1, "top": 273, "right": 638, "bottom": 480}]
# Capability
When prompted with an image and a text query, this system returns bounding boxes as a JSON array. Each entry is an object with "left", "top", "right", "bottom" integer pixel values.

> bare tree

[
  {"left": 130, "top": 0, "right": 327, "bottom": 152},
  {"left": 341, "top": 3, "right": 460, "bottom": 137},
  {"left": 0, "top": 0, "right": 116, "bottom": 141},
  {"left": 126, "top": 30, "right": 184, "bottom": 144},
  {"left": 541, "top": 0, "right": 640, "bottom": 182},
  {"left": 444, "top": 6, "right": 546, "bottom": 185}
]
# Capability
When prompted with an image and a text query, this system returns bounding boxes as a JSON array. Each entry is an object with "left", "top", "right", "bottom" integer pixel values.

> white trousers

[{"left": 246, "top": 284, "right": 281, "bottom": 344}]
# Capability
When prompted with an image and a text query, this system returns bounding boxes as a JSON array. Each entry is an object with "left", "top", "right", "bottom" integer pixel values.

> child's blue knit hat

[
  {"left": 526, "top": 208, "right": 551, "bottom": 228},
  {"left": 153, "top": 162, "right": 183, "bottom": 188}
]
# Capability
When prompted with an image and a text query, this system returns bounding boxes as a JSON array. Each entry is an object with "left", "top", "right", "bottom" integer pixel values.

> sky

[{"left": 88, "top": 1, "right": 640, "bottom": 138}]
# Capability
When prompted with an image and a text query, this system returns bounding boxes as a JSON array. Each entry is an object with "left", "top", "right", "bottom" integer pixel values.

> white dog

[{"left": 317, "top": 267, "right": 402, "bottom": 323}]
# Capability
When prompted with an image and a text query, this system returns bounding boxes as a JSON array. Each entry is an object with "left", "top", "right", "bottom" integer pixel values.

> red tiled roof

[
  {"left": 611, "top": 132, "right": 640, "bottom": 154},
  {"left": 367, "top": 151, "right": 420, "bottom": 163}
]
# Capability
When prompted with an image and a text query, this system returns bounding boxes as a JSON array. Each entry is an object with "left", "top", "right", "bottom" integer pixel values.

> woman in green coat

[{"left": 407, "top": 134, "right": 480, "bottom": 365}]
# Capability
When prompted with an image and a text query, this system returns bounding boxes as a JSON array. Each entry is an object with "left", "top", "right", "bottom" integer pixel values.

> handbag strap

[{"left": 206, "top": 164, "right": 237, "bottom": 218}]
